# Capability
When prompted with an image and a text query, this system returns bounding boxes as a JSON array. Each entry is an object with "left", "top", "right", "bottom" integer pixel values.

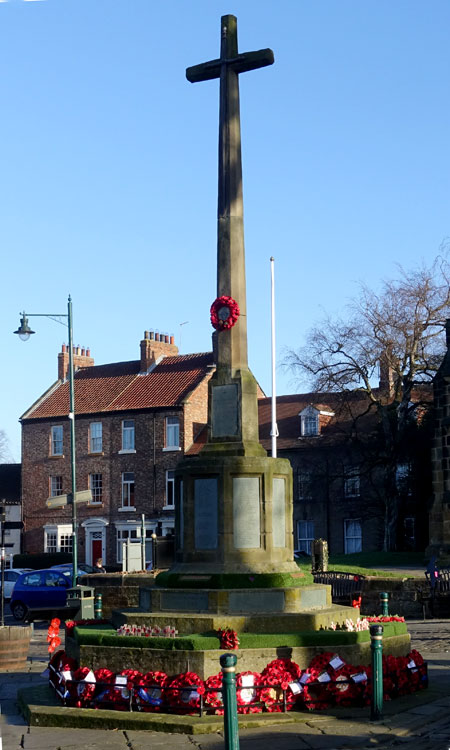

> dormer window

[{"left": 299, "top": 406, "right": 319, "bottom": 437}]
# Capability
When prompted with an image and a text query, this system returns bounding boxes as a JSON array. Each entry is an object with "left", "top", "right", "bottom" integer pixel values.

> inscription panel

[
  {"left": 229, "top": 590, "right": 285, "bottom": 613},
  {"left": 233, "top": 477, "right": 260, "bottom": 549},
  {"left": 194, "top": 478, "right": 218, "bottom": 550},
  {"left": 272, "top": 477, "right": 286, "bottom": 548},
  {"left": 212, "top": 384, "right": 239, "bottom": 437},
  {"left": 161, "top": 591, "right": 209, "bottom": 612}
]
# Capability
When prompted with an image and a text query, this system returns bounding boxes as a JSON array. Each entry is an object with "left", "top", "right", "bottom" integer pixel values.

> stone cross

[
  {"left": 186, "top": 15, "right": 274, "bottom": 374},
  {"left": 186, "top": 16, "right": 273, "bottom": 455}
]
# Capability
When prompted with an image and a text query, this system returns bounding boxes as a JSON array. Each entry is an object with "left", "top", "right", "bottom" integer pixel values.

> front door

[{"left": 92, "top": 538, "right": 102, "bottom": 563}]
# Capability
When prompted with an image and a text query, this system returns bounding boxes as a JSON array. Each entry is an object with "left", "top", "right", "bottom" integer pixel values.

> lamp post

[
  {"left": 151, "top": 532, "right": 157, "bottom": 571},
  {"left": 14, "top": 295, "right": 78, "bottom": 588}
]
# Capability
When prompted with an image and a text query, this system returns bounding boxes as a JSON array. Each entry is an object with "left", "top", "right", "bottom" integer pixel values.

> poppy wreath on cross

[{"left": 210, "top": 295, "right": 240, "bottom": 330}]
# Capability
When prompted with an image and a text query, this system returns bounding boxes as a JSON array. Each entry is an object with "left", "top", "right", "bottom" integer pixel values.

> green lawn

[{"left": 296, "top": 551, "right": 426, "bottom": 578}]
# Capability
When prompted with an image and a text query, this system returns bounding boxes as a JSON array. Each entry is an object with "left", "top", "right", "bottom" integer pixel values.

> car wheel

[{"left": 11, "top": 602, "right": 27, "bottom": 621}]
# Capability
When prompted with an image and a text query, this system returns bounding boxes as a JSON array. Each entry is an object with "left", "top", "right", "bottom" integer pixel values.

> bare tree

[
  {"left": 0, "top": 430, "right": 13, "bottom": 464},
  {"left": 285, "top": 246, "right": 450, "bottom": 550}
]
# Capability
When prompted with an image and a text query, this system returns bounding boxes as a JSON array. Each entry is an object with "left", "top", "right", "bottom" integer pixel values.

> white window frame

[
  {"left": 344, "top": 467, "right": 360, "bottom": 498},
  {"left": 299, "top": 407, "right": 319, "bottom": 437},
  {"left": 44, "top": 524, "right": 73, "bottom": 554},
  {"left": 115, "top": 523, "right": 156, "bottom": 564},
  {"left": 50, "top": 475, "right": 63, "bottom": 497},
  {"left": 396, "top": 462, "right": 411, "bottom": 495},
  {"left": 296, "top": 520, "right": 314, "bottom": 554},
  {"left": 164, "top": 470, "right": 175, "bottom": 509},
  {"left": 51, "top": 425, "right": 63, "bottom": 456},
  {"left": 89, "top": 473, "right": 103, "bottom": 504},
  {"left": 164, "top": 416, "right": 180, "bottom": 451},
  {"left": 121, "top": 472, "right": 135, "bottom": 509},
  {"left": 297, "top": 471, "right": 313, "bottom": 501},
  {"left": 120, "top": 419, "right": 135, "bottom": 453},
  {"left": 90, "top": 422, "right": 102, "bottom": 453},
  {"left": 344, "top": 519, "right": 362, "bottom": 554}
]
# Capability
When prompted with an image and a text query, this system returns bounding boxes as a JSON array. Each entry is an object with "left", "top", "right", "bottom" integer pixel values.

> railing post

[
  {"left": 94, "top": 593, "right": 103, "bottom": 619},
  {"left": 220, "top": 652, "right": 240, "bottom": 750},
  {"left": 380, "top": 591, "right": 389, "bottom": 616},
  {"left": 370, "top": 623, "right": 384, "bottom": 721}
]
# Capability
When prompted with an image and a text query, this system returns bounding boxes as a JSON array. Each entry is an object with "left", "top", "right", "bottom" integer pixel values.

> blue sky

[{"left": 1, "top": 0, "right": 449, "bottom": 461}]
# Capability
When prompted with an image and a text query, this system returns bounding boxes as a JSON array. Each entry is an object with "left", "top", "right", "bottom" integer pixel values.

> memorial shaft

[{"left": 186, "top": 15, "right": 274, "bottom": 454}]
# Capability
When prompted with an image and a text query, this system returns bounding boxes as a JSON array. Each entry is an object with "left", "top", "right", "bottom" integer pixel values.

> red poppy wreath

[{"left": 210, "top": 296, "right": 240, "bottom": 330}]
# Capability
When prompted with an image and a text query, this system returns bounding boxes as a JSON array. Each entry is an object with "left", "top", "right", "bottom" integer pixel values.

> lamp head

[{"left": 13, "top": 314, "right": 35, "bottom": 342}]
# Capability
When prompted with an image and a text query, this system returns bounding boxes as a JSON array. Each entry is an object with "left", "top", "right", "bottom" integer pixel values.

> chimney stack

[
  {"left": 58, "top": 344, "right": 95, "bottom": 381},
  {"left": 140, "top": 328, "right": 179, "bottom": 373}
]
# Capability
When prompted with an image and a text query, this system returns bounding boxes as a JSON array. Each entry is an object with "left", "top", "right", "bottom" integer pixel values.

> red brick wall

[{"left": 21, "top": 375, "right": 211, "bottom": 565}]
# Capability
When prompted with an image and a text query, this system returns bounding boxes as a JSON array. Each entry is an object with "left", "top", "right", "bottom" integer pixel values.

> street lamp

[
  {"left": 14, "top": 295, "right": 79, "bottom": 588},
  {"left": 151, "top": 532, "right": 157, "bottom": 571}
]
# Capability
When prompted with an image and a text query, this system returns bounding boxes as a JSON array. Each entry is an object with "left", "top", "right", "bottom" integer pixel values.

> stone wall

[
  {"left": 80, "top": 573, "right": 156, "bottom": 618},
  {"left": 360, "top": 576, "right": 430, "bottom": 619}
]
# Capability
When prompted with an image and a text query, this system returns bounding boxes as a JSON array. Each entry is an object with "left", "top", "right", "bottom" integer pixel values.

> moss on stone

[
  {"left": 73, "top": 622, "right": 406, "bottom": 651},
  {"left": 155, "top": 570, "right": 313, "bottom": 589}
]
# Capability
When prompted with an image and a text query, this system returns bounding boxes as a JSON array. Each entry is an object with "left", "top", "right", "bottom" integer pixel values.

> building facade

[
  {"left": 258, "top": 387, "right": 431, "bottom": 555},
  {"left": 21, "top": 332, "right": 213, "bottom": 568}
]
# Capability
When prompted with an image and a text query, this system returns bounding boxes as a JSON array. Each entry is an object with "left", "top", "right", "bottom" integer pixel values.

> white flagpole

[{"left": 270, "top": 256, "right": 278, "bottom": 457}]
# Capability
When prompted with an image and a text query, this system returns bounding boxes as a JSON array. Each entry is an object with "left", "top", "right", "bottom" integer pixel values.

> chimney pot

[
  {"left": 81, "top": 347, "right": 85, "bottom": 356},
  {"left": 170, "top": 335, "right": 175, "bottom": 345},
  {"left": 86, "top": 348, "right": 90, "bottom": 357},
  {"left": 144, "top": 330, "right": 149, "bottom": 340},
  {"left": 62, "top": 344, "right": 66, "bottom": 353},
  {"left": 149, "top": 330, "right": 154, "bottom": 340},
  {"left": 155, "top": 332, "right": 160, "bottom": 342},
  {"left": 164, "top": 334, "right": 169, "bottom": 344}
]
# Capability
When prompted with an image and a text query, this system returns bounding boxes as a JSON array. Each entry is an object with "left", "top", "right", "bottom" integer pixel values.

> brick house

[
  {"left": 258, "top": 385, "right": 432, "bottom": 555},
  {"left": 20, "top": 331, "right": 214, "bottom": 568}
]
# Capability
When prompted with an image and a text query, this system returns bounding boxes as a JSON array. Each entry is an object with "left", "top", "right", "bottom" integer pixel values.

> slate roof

[
  {"left": 22, "top": 352, "right": 214, "bottom": 420},
  {"left": 257, "top": 386, "right": 433, "bottom": 452}
]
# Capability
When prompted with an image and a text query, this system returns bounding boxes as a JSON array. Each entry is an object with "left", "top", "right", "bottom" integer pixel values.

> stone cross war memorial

[
  {"left": 135, "top": 15, "right": 352, "bottom": 630},
  {"left": 84, "top": 16, "right": 411, "bottom": 681}
]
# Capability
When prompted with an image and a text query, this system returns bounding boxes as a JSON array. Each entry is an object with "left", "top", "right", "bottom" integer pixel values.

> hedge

[{"left": 73, "top": 622, "right": 407, "bottom": 651}]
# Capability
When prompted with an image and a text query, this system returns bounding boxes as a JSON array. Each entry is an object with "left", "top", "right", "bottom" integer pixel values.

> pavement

[{"left": 2, "top": 617, "right": 450, "bottom": 749}]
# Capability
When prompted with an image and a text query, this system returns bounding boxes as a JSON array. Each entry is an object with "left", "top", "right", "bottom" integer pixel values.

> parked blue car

[{"left": 9, "top": 568, "right": 72, "bottom": 621}]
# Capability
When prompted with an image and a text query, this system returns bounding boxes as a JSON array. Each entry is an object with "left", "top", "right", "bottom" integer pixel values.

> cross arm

[{"left": 186, "top": 48, "right": 274, "bottom": 83}]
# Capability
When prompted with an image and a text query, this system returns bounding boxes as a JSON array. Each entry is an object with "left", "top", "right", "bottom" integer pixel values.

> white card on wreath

[{"left": 329, "top": 655, "right": 345, "bottom": 670}]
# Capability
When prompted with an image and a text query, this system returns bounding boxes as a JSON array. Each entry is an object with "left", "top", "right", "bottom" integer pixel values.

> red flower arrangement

[
  {"left": 217, "top": 628, "right": 240, "bottom": 650},
  {"left": 260, "top": 658, "right": 302, "bottom": 712},
  {"left": 48, "top": 647, "right": 428, "bottom": 715},
  {"left": 67, "top": 666, "right": 97, "bottom": 707},
  {"left": 204, "top": 672, "right": 224, "bottom": 713},
  {"left": 210, "top": 296, "right": 240, "bottom": 330},
  {"left": 166, "top": 671, "right": 205, "bottom": 714},
  {"left": 235, "top": 671, "right": 262, "bottom": 713},
  {"left": 134, "top": 671, "right": 168, "bottom": 712},
  {"left": 47, "top": 618, "right": 61, "bottom": 654}
]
